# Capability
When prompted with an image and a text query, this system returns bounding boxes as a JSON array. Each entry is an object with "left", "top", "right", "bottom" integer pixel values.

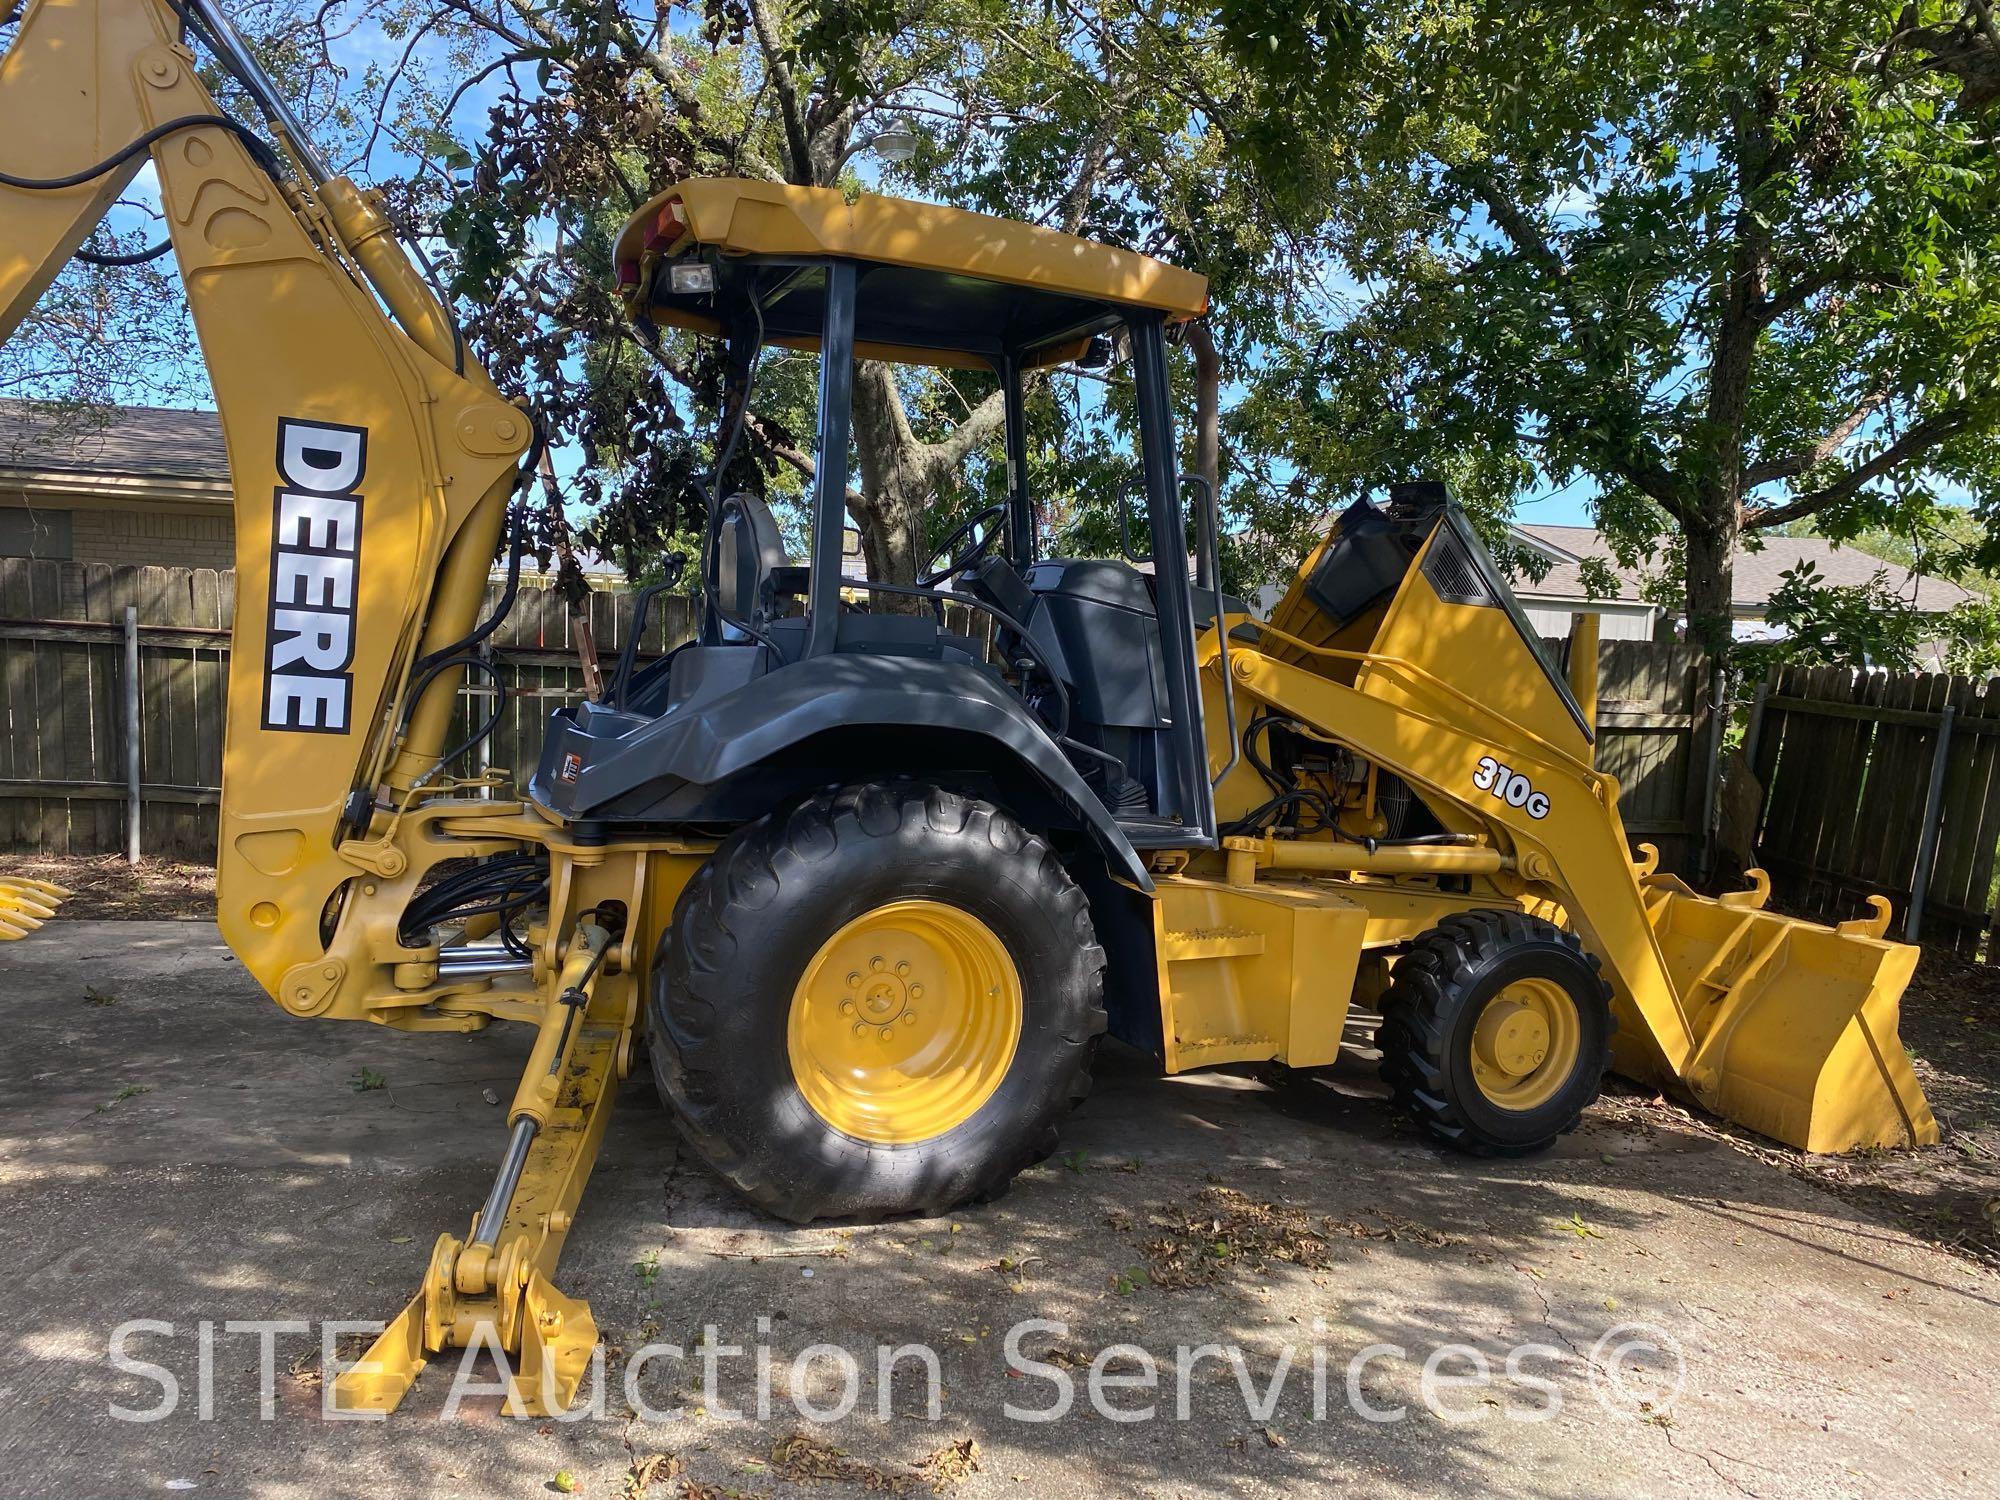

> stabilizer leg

[{"left": 334, "top": 921, "right": 623, "bottom": 1414}]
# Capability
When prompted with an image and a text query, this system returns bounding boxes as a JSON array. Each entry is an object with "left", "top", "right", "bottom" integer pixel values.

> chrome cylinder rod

[
  {"left": 183, "top": 0, "right": 334, "bottom": 184},
  {"left": 470, "top": 1116, "right": 538, "bottom": 1247},
  {"left": 435, "top": 949, "right": 536, "bottom": 981}
]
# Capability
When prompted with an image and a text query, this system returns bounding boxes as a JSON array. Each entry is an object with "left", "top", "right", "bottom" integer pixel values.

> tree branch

[
  {"left": 742, "top": 410, "right": 866, "bottom": 506},
  {"left": 1743, "top": 384, "right": 1891, "bottom": 487},
  {"left": 931, "top": 386, "right": 1011, "bottom": 472},
  {"left": 1744, "top": 405, "right": 1977, "bottom": 528},
  {"left": 744, "top": 0, "right": 813, "bottom": 181},
  {"left": 1053, "top": 77, "right": 1131, "bottom": 234},
  {"left": 1704, "top": 84, "right": 1781, "bottom": 500}
]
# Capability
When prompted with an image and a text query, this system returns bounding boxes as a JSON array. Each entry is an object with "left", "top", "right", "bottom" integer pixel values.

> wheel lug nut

[
  {"left": 846, "top": 972, "right": 861, "bottom": 988},
  {"left": 840, "top": 999, "right": 855, "bottom": 1014},
  {"left": 870, "top": 956, "right": 885, "bottom": 971},
  {"left": 909, "top": 984, "right": 923, "bottom": 999},
  {"left": 895, "top": 960, "right": 910, "bottom": 976}
]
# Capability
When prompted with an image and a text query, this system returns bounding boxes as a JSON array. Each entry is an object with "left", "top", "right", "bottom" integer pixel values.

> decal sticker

[
  {"left": 1473, "top": 755, "right": 1550, "bottom": 820},
  {"left": 559, "top": 751, "right": 584, "bottom": 783},
  {"left": 263, "top": 417, "right": 366, "bottom": 733}
]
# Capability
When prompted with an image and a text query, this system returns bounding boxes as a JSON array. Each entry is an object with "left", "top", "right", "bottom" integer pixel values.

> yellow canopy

[{"left": 614, "top": 178, "right": 1209, "bottom": 369}]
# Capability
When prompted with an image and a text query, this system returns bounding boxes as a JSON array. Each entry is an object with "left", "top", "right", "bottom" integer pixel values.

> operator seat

[{"left": 705, "top": 491, "right": 789, "bottom": 642}]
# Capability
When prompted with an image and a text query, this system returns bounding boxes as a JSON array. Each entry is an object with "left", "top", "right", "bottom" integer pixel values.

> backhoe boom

[{"left": 3, "top": 0, "right": 644, "bottom": 1412}]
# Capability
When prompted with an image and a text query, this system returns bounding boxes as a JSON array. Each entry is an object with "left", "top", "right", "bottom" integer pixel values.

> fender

[{"left": 531, "top": 652, "right": 1154, "bottom": 890}]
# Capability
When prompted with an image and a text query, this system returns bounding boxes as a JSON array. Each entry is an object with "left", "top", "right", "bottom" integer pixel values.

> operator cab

[{"left": 531, "top": 179, "right": 1217, "bottom": 860}]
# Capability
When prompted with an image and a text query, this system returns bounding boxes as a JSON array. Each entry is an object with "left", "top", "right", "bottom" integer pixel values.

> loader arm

[{"left": 1204, "top": 502, "right": 1937, "bottom": 1154}]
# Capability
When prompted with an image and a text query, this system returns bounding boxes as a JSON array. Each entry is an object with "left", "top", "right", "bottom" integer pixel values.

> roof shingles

[
  {"left": 0, "top": 400, "right": 229, "bottom": 484},
  {"left": 1512, "top": 522, "right": 1980, "bottom": 615}
]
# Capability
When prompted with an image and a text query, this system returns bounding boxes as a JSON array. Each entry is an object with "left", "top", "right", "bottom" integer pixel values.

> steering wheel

[{"left": 919, "top": 503, "right": 1009, "bottom": 586}]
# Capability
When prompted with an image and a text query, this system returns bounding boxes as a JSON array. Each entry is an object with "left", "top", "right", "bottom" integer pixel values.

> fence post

[
  {"left": 1905, "top": 700, "right": 1957, "bottom": 944},
  {"left": 123, "top": 604, "right": 141, "bottom": 865}
]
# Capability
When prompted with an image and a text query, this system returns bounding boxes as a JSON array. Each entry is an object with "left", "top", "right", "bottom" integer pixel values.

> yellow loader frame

[
  {"left": 1164, "top": 529, "right": 1934, "bottom": 1156},
  {"left": 1, "top": 0, "right": 1933, "bottom": 1416}
]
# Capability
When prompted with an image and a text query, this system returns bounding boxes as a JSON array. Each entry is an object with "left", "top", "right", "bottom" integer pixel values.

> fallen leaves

[
  {"left": 913, "top": 1439, "right": 982, "bottom": 1490},
  {"left": 763, "top": 1433, "right": 983, "bottom": 1495},
  {"left": 1558, "top": 1212, "right": 1604, "bottom": 1240},
  {"left": 621, "top": 1452, "right": 681, "bottom": 1497},
  {"left": 771, "top": 1432, "right": 908, "bottom": 1493},
  {"left": 1130, "top": 1186, "right": 1459, "bottom": 1290}
]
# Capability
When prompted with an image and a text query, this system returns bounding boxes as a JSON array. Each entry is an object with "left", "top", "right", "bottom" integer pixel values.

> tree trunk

[
  {"left": 845, "top": 359, "right": 1009, "bottom": 599},
  {"left": 1683, "top": 508, "right": 1738, "bottom": 654},
  {"left": 848, "top": 360, "right": 929, "bottom": 602}
]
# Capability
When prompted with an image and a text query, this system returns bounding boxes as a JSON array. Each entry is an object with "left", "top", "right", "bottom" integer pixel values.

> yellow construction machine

[{"left": 2, "top": 0, "right": 1936, "bottom": 1415}]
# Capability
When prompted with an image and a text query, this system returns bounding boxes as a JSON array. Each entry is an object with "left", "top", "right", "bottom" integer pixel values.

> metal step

[{"left": 1160, "top": 925, "right": 1266, "bottom": 962}]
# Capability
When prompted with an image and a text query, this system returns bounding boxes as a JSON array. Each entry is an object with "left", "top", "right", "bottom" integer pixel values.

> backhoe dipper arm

[{"left": 0, "top": 0, "right": 531, "bottom": 1000}]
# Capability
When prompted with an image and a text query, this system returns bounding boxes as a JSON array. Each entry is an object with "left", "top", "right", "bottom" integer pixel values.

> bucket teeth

[{"left": 0, "top": 877, "right": 69, "bottom": 939}]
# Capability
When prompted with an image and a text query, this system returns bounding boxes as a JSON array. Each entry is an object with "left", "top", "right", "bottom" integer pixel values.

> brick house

[{"left": 0, "top": 400, "right": 235, "bottom": 568}]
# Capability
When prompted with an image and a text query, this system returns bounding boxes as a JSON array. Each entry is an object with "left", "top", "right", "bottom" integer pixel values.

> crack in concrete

[
  {"left": 1520, "top": 1273, "right": 1583, "bottom": 1357},
  {"left": 1658, "top": 1422, "right": 1770, "bottom": 1499}
]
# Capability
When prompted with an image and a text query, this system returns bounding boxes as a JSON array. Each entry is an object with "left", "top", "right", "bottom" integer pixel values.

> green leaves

[
  {"left": 1225, "top": 0, "right": 2000, "bottom": 630},
  {"left": 1750, "top": 559, "right": 1930, "bottom": 671},
  {"left": 420, "top": 127, "right": 472, "bottom": 173}
]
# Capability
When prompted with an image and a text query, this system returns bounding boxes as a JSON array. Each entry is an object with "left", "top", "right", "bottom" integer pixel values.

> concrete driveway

[{"left": 2, "top": 922, "right": 1995, "bottom": 1499}]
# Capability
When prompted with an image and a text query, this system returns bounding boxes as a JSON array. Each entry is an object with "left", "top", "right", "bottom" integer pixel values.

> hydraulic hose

[
  {"left": 75, "top": 239, "right": 172, "bottom": 266},
  {"left": 0, "top": 113, "right": 285, "bottom": 190}
]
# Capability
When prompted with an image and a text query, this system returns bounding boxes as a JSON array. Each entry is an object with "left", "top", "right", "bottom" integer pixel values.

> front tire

[
  {"left": 649, "top": 783, "right": 1106, "bottom": 1223},
  {"left": 1378, "top": 910, "right": 1613, "bottom": 1155}
]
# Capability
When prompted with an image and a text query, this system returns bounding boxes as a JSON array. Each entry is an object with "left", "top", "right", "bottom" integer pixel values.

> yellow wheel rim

[
  {"left": 1469, "top": 977, "right": 1581, "bottom": 1111},
  {"left": 787, "top": 899, "right": 1023, "bottom": 1145}
]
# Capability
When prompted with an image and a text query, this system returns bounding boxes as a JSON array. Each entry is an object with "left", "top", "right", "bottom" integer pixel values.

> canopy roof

[{"left": 614, "top": 179, "right": 1209, "bottom": 369}]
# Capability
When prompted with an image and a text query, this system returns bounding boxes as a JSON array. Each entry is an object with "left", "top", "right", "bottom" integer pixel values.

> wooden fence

[
  {"left": 1581, "top": 638, "right": 1712, "bottom": 875},
  {"left": 1, "top": 559, "right": 1710, "bottom": 869},
  {"left": 1750, "top": 664, "right": 2000, "bottom": 957},
  {"left": 0, "top": 558, "right": 692, "bottom": 860},
  {"left": 1, "top": 560, "right": 231, "bottom": 859}
]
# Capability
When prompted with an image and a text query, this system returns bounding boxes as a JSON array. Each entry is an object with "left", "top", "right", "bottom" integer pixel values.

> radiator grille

[{"left": 1421, "top": 525, "right": 1495, "bottom": 607}]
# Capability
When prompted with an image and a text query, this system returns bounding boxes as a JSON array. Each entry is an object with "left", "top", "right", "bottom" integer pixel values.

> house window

[{"left": 0, "top": 506, "right": 72, "bottom": 559}]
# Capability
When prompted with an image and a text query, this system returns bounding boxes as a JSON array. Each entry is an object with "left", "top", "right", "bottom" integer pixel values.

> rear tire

[
  {"left": 1378, "top": 909, "right": 1612, "bottom": 1155},
  {"left": 649, "top": 783, "right": 1106, "bottom": 1223}
]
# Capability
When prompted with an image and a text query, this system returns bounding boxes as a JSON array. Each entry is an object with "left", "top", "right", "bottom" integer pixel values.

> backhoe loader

[{"left": 1, "top": 0, "right": 1938, "bottom": 1416}]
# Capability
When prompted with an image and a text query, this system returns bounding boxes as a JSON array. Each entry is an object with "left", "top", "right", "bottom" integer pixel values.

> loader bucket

[
  {"left": 1633, "top": 859, "right": 1937, "bottom": 1153},
  {"left": 0, "top": 876, "right": 69, "bottom": 940}
]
